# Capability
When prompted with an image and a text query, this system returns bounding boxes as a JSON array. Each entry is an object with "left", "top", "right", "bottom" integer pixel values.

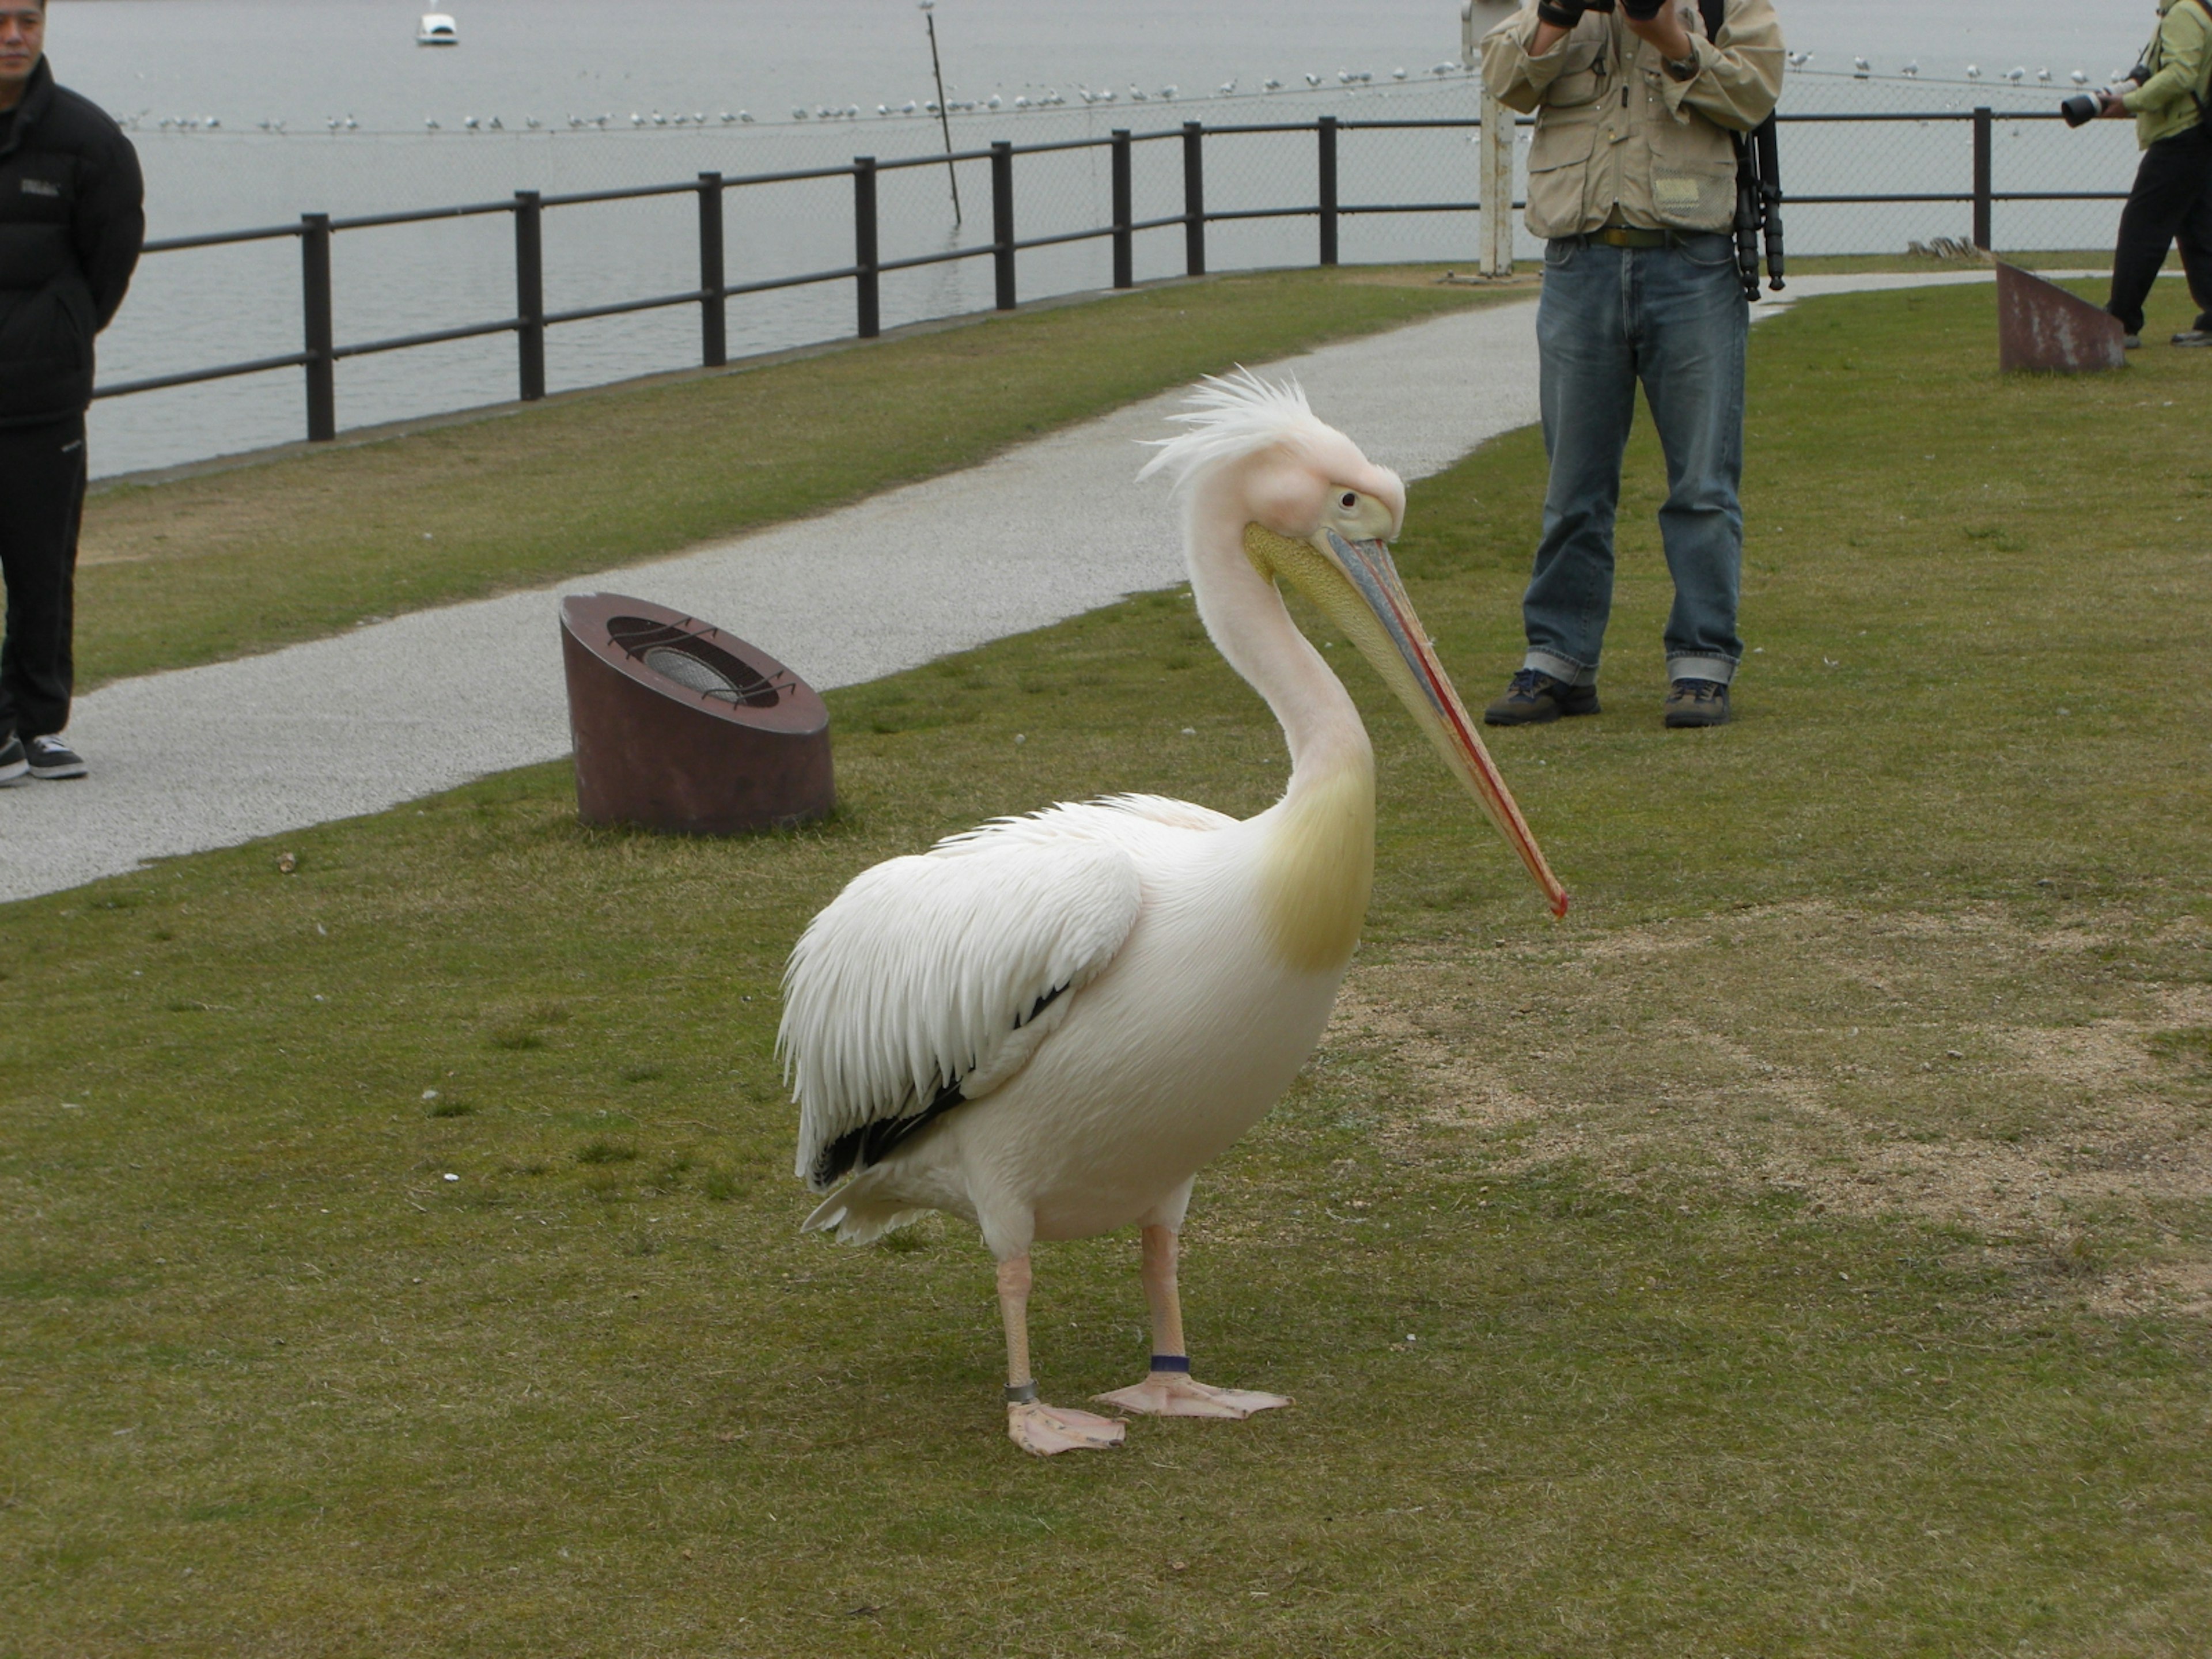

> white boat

[{"left": 417, "top": 13, "right": 458, "bottom": 47}]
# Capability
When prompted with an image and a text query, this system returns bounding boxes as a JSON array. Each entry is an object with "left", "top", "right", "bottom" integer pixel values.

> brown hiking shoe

[
  {"left": 1483, "top": 668, "right": 1600, "bottom": 726},
  {"left": 1662, "top": 678, "right": 1730, "bottom": 728}
]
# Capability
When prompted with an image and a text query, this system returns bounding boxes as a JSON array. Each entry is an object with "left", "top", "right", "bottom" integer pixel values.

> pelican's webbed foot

[
  {"left": 1007, "top": 1399, "right": 1126, "bottom": 1456},
  {"left": 1095, "top": 1368, "right": 1291, "bottom": 1419}
]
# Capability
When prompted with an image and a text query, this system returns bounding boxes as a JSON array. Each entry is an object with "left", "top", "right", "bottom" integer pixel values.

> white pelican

[{"left": 781, "top": 374, "right": 1566, "bottom": 1456}]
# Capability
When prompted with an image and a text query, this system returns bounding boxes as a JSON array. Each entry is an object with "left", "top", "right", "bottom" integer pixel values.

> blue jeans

[{"left": 1521, "top": 233, "right": 1748, "bottom": 688}]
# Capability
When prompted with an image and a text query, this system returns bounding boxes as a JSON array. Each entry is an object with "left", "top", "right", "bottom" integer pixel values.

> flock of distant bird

[
  {"left": 1798, "top": 52, "right": 2127, "bottom": 88},
  {"left": 122, "top": 58, "right": 2130, "bottom": 137}
]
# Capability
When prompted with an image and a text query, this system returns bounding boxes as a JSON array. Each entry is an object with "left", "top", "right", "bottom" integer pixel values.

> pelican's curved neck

[
  {"left": 1187, "top": 498, "right": 1377, "bottom": 973},
  {"left": 1186, "top": 499, "right": 1372, "bottom": 797}
]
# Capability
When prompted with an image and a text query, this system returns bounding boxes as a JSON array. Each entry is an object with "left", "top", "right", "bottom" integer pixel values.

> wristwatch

[{"left": 1664, "top": 51, "right": 1699, "bottom": 82}]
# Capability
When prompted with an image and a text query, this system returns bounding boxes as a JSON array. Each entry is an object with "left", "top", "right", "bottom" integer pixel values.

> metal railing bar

[
  {"left": 141, "top": 224, "right": 301, "bottom": 254},
  {"left": 1205, "top": 206, "right": 1316, "bottom": 224},
  {"left": 875, "top": 244, "right": 994, "bottom": 274},
  {"left": 1783, "top": 192, "right": 1975, "bottom": 204},
  {"left": 1128, "top": 213, "right": 1185, "bottom": 232},
  {"left": 1009, "top": 225, "right": 1116, "bottom": 253},
  {"left": 328, "top": 200, "right": 516, "bottom": 232},
  {"left": 719, "top": 264, "right": 862, "bottom": 298},
  {"left": 1773, "top": 111, "right": 1976, "bottom": 123},
  {"left": 543, "top": 289, "right": 707, "bottom": 327},
  {"left": 94, "top": 350, "right": 310, "bottom": 397},
  {"left": 719, "top": 163, "right": 870, "bottom": 191},
  {"left": 1338, "top": 200, "right": 1484, "bottom": 215},
  {"left": 875, "top": 145, "right": 1000, "bottom": 172},
  {"left": 538, "top": 180, "right": 705, "bottom": 209},
  {"left": 332, "top": 317, "right": 521, "bottom": 359},
  {"left": 997, "top": 134, "right": 1120, "bottom": 157},
  {"left": 546, "top": 165, "right": 862, "bottom": 209},
  {"left": 1335, "top": 118, "right": 1484, "bottom": 130},
  {"left": 1197, "top": 121, "right": 1333, "bottom": 136}
]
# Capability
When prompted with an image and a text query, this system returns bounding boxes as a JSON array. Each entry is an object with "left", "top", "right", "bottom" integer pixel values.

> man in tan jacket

[{"left": 1478, "top": 0, "right": 1782, "bottom": 729}]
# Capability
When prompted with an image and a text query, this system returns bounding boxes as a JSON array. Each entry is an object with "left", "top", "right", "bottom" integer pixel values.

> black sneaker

[
  {"left": 25, "top": 735, "right": 86, "bottom": 779},
  {"left": 1663, "top": 678, "right": 1730, "bottom": 728},
  {"left": 1483, "top": 668, "right": 1600, "bottom": 726},
  {"left": 0, "top": 735, "right": 26, "bottom": 788},
  {"left": 2173, "top": 329, "right": 2211, "bottom": 347}
]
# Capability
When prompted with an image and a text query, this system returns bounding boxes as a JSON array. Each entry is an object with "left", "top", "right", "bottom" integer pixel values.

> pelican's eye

[{"left": 1339, "top": 491, "right": 1358, "bottom": 509}]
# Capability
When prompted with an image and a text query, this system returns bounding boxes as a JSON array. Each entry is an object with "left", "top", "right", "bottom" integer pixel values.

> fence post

[
  {"left": 1971, "top": 105, "right": 1993, "bottom": 250},
  {"left": 991, "top": 141, "right": 1017, "bottom": 310},
  {"left": 853, "top": 157, "right": 880, "bottom": 339},
  {"left": 1480, "top": 90, "right": 1516, "bottom": 277},
  {"left": 1317, "top": 116, "right": 1339, "bottom": 267},
  {"left": 1111, "top": 130, "right": 1133, "bottom": 289},
  {"left": 698, "top": 172, "right": 726, "bottom": 369},
  {"left": 513, "top": 190, "right": 545, "bottom": 402},
  {"left": 300, "top": 212, "right": 335, "bottom": 442},
  {"left": 1182, "top": 121, "right": 1206, "bottom": 276}
]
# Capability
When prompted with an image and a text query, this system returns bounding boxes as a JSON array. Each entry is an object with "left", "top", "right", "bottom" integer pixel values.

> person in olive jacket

[
  {"left": 0, "top": 0, "right": 142, "bottom": 786},
  {"left": 2099, "top": 0, "right": 2212, "bottom": 347}
]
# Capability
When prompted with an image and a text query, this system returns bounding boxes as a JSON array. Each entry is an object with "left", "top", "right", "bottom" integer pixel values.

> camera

[
  {"left": 2062, "top": 65, "right": 2146, "bottom": 127},
  {"left": 1546, "top": 0, "right": 1672, "bottom": 17}
]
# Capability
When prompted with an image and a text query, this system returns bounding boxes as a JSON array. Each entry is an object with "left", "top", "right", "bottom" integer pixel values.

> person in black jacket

[{"left": 0, "top": 0, "right": 142, "bottom": 785}]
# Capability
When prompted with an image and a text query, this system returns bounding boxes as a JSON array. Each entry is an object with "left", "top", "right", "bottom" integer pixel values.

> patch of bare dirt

[{"left": 1320, "top": 902, "right": 2212, "bottom": 1315}]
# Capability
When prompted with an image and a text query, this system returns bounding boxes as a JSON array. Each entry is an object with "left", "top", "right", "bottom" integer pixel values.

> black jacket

[{"left": 0, "top": 57, "right": 143, "bottom": 426}]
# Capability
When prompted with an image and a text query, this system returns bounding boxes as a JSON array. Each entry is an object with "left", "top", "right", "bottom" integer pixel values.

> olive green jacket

[
  {"left": 2123, "top": 0, "right": 2212, "bottom": 148},
  {"left": 1480, "top": 0, "right": 1785, "bottom": 238}
]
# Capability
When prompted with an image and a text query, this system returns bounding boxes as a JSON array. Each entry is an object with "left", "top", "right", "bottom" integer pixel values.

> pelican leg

[
  {"left": 997, "top": 1255, "right": 1125, "bottom": 1456},
  {"left": 1094, "top": 1224, "right": 1291, "bottom": 1419}
]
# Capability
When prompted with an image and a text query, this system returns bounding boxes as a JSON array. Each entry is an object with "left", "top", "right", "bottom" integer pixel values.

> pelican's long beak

[{"left": 1312, "top": 529, "right": 1568, "bottom": 918}]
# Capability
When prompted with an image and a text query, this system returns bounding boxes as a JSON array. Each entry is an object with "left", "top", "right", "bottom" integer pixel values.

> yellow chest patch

[{"left": 1257, "top": 763, "right": 1376, "bottom": 974}]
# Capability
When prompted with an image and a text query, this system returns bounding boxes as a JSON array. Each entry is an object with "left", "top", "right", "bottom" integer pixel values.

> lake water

[{"left": 47, "top": 0, "right": 2162, "bottom": 476}]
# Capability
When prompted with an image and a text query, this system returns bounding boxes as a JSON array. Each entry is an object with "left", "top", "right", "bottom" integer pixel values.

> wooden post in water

[{"left": 922, "top": 1, "right": 961, "bottom": 225}]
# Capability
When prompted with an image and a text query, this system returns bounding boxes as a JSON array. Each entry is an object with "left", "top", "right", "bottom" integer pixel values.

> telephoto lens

[
  {"left": 2061, "top": 90, "right": 2105, "bottom": 127},
  {"left": 1620, "top": 0, "right": 1668, "bottom": 17}
]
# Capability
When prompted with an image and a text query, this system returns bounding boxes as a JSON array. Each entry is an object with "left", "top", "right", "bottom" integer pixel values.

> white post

[
  {"left": 1464, "top": 1, "right": 1520, "bottom": 278},
  {"left": 1480, "top": 86, "right": 1516, "bottom": 276}
]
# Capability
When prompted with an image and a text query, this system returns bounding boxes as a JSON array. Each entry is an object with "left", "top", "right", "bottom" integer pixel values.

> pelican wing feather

[{"left": 783, "top": 810, "right": 1148, "bottom": 1190}]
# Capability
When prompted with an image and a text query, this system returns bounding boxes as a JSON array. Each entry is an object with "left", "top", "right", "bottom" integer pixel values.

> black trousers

[
  {"left": 0, "top": 414, "right": 88, "bottom": 744},
  {"left": 2107, "top": 120, "right": 2212, "bottom": 336}
]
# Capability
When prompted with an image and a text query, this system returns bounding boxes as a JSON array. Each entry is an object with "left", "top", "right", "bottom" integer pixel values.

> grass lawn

[{"left": 4, "top": 274, "right": 2210, "bottom": 1656}]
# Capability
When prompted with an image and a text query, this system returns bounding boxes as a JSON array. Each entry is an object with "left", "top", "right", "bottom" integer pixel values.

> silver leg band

[{"left": 1003, "top": 1380, "right": 1039, "bottom": 1405}]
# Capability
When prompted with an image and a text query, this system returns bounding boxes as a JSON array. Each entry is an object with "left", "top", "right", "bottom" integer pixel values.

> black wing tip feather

[
  {"left": 805, "top": 981, "right": 1070, "bottom": 1192},
  {"left": 809, "top": 1074, "right": 970, "bottom": 1191}
]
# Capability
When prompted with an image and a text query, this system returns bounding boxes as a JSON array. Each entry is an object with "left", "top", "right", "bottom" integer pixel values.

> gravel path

[{"left": 1, "top": 270, "right": 2008, "bottom": 904}]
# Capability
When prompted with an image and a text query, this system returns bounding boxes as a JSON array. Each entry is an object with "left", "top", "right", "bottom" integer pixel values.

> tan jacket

[{"left": 1482, "top": 0, "right": 1786, "bottom": 238}]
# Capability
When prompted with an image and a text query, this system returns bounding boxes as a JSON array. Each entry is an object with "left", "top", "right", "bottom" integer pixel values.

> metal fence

[{"left": 97, "top": 107, "right": 2118, "bottom": 449}]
